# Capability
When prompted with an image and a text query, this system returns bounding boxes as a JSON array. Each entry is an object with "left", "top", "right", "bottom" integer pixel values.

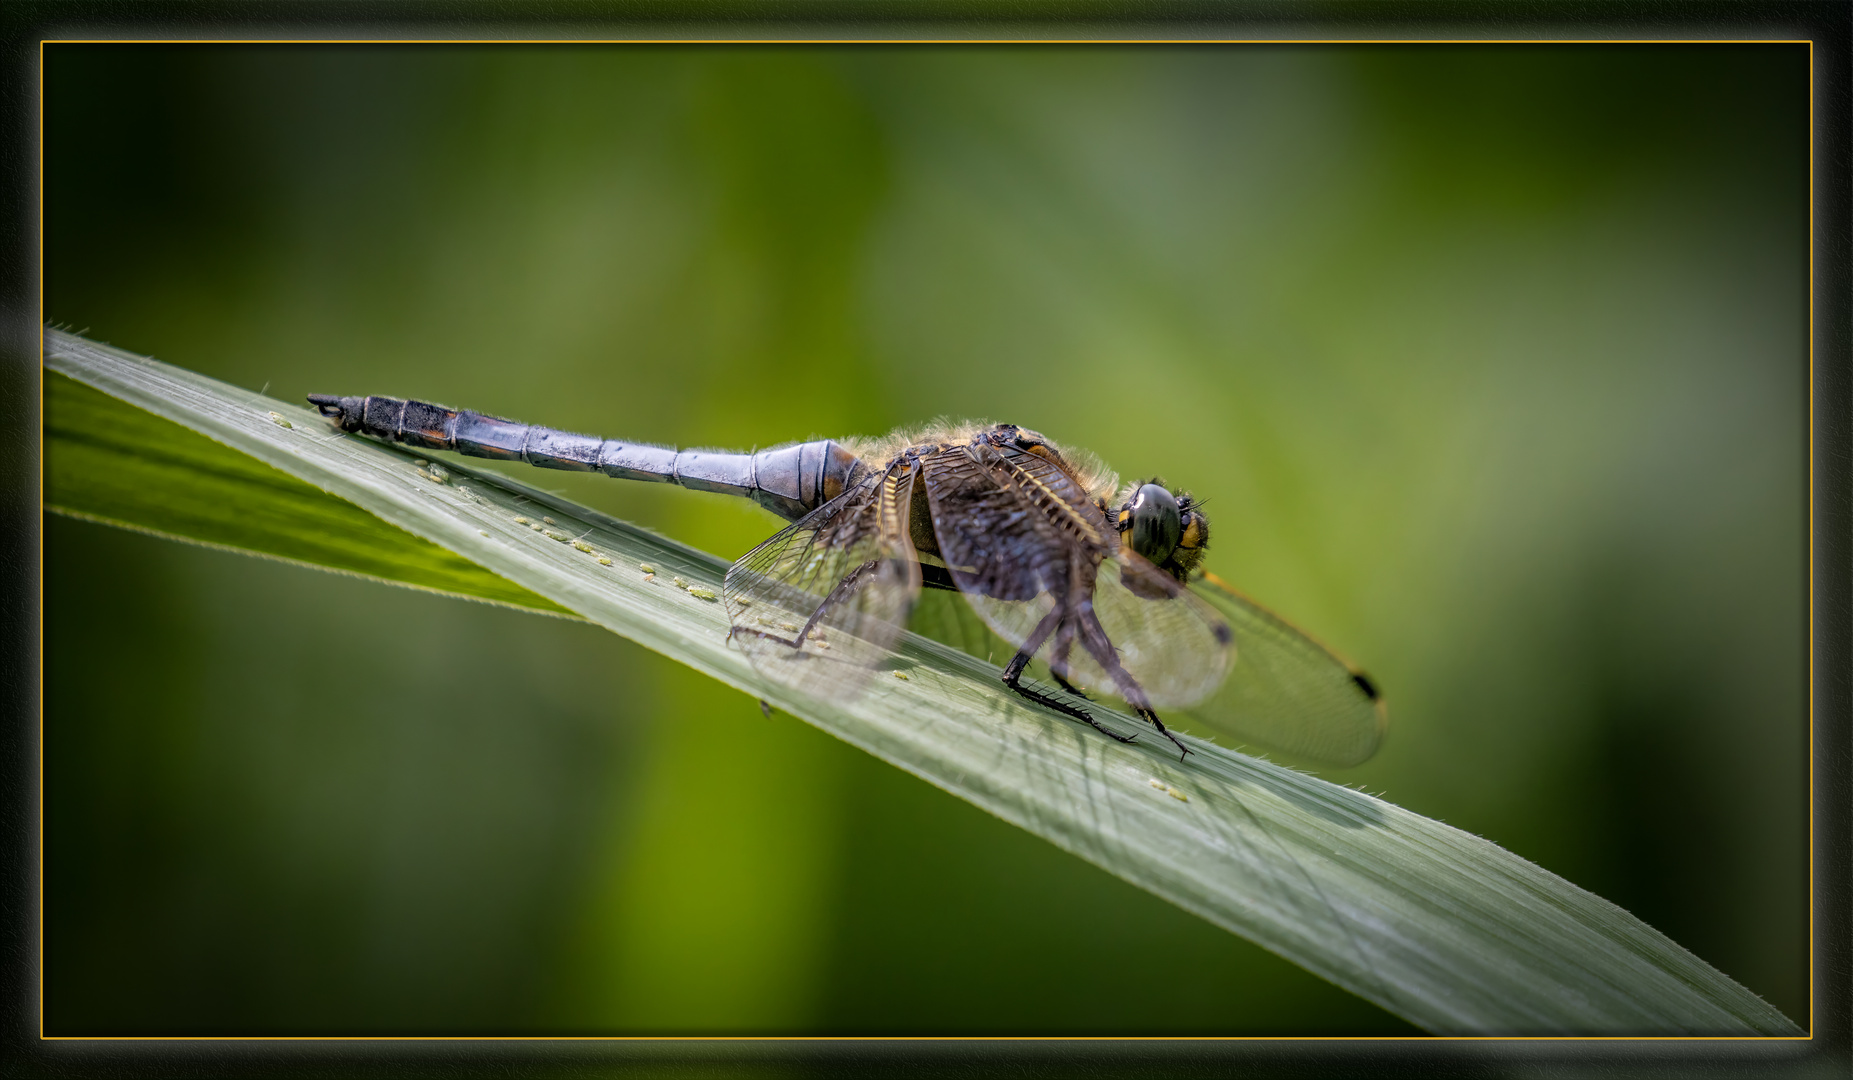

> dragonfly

[{"left": 307, "top": 392, "right": 1386, "bottom": 766}]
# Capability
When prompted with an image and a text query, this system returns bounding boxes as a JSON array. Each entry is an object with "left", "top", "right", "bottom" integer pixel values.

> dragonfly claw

[
  {"left": 1051, "top": 672, "right": 1092, "bottom": 701},
  {"left": 1136, "top": 707, "right": 1193, "bottom": 761}
]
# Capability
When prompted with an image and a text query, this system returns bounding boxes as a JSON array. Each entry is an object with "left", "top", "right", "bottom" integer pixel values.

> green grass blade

[
  {"left": 40, "top": 329, "right": 1801, "bottom": 1037},
  {"left": 45, "top": 368, "right": 576, "bottom": 617}
]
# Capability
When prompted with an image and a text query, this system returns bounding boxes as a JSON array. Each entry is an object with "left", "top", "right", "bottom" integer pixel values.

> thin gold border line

[
  {"left": 27, "top": 1034, "right": 1820, "bottom": 1042},
  {"left": 1805, "top": 35, "right": 1816, "bottom": 1042},
  {"left": 36, "top": 37, "right": 45, "bottom": 1049},
  {"left": 28, "top": 35, "right": 1815, "bottom": 1044},
  {"left": 34, "top": 38, "right": 1823, "bottom": 45}
]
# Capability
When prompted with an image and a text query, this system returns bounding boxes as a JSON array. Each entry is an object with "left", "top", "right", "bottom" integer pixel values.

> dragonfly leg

[
  {"left": 788, "top": 560, "right": 884, "bottom": 650},
  {"left": 726, "top": 626, "right": 798, "bottom": 652},
  {"left": 1002, "top": 665, "right": 1138, "bottom": 744},
  {"left": 1134, "top": 707, "right": 1191, "bottom": 761},
  {"left": 1046, "top": 620, "right": 1091, "bottom": 700},
  {"left": 999, "top": 608, "right": 1137, "bottom": 745},
  {"left": 726, "top": 559, "right": 881, "bottom": 651},
  {"left": 1075, "top": 609, "right": 1193, "bottom": 761}
]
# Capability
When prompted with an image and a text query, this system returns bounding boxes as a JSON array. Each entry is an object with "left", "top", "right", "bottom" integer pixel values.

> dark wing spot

[
  {"left": 1351, "top": 671, "right": 1381, "bottom": 701},
  {"left": 1213, "top": 621, "right": 1233, "bottom": 645}
]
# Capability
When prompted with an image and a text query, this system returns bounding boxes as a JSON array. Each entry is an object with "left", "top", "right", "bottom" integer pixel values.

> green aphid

[
  {"left": 427, "top": 464, "right": 450, "bottom": 482},
  {"left": 544, "top": 530, "right": 571, "bottom": 542},
  {"left": 530, "top": 523, "right": 544, "bottom": 532},
  {"left": 573, "top": 540, "right": 595, "bottom": 554},
  {"left": 513, "top": 516, "right": 531, "bottom": 526},
  {"left": 1148, "top": 778, "right": 1188, "bottom": 802},
  {"left": 596, "top": 556, "right": 612, "bottom": 566},
  {"left": 893, "top": 671, "right": 910, "bottom": 681},
  {"left": 672, "top": 576, "right": 688, "bottom": 588},
  {"left": 542, "top": 516, "right": 557, "bottom": 526},
  {"left": 686, "top": 585, "right": 718, "bottom": 601},
  {"left": 638, "top": 563, "right": 656, "bottom": 574},
  {"left": 478, "top": 530, "right": 490, "bottom": 538},
  {"left": 266, "top": 411, "right": 293, "bottom": 430}
]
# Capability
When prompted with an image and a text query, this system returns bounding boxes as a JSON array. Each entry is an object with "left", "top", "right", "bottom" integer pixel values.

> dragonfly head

[{"left": 1116, "top": 479, "right": 1210, "bottom": 581}]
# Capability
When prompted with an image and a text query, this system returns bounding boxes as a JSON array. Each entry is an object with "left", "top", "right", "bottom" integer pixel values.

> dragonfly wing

[
  {"left": 922, "top": 443, "right": 1230, "bottom": 709},
  {"left": 918, "top": 443, "right": 1070, "bottom": 652},
  {"left": 723, "top": 464, "right": 922, "bottom": 702},
  {"left": 1070, "top": 548, "right": 1233, "bottom": 709},
  {"left": 1177, "top": 572, "right": 1387, "bottom": 767}
]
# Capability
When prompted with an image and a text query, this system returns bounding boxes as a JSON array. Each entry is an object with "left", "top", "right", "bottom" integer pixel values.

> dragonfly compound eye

[{"left": 1128, "top": 483, "right": 1182, "bottom": 565}]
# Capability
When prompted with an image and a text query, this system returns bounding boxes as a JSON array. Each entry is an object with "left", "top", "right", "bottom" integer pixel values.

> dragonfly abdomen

[{"left": 306, "top": 393, "right": 863, "bottom": 522}]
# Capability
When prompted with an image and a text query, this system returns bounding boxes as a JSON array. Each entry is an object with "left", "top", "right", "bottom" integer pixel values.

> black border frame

[{"left": 6, "top": 3, "right": 1847, "bottom": 1077}]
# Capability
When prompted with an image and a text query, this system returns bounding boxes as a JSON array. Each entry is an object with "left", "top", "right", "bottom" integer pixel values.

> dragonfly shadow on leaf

[{"left": 1189, "top": 753, "right": 1388, "bottom": 831}]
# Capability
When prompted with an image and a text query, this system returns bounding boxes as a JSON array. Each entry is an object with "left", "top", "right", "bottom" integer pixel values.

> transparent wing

[
  {"left": 1175, "top": 572, "right": 1387, "bottom": 768},
  {"left": 919, "top": 443, "right": 1070, "bottom": 652},
  {"left": 1060, "top": 548, "right": 1233, "bottom": 709},
  {"left": 723, "top": 466, "right": 921, "bottom": 702},
  {"left": 922, "top": 444, "right": 1231, "bottom": 709}
]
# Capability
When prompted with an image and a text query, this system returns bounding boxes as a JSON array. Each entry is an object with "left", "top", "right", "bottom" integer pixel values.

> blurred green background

[{"left": 42, "top": 43, "right": 1807, "bottom": 1035}]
